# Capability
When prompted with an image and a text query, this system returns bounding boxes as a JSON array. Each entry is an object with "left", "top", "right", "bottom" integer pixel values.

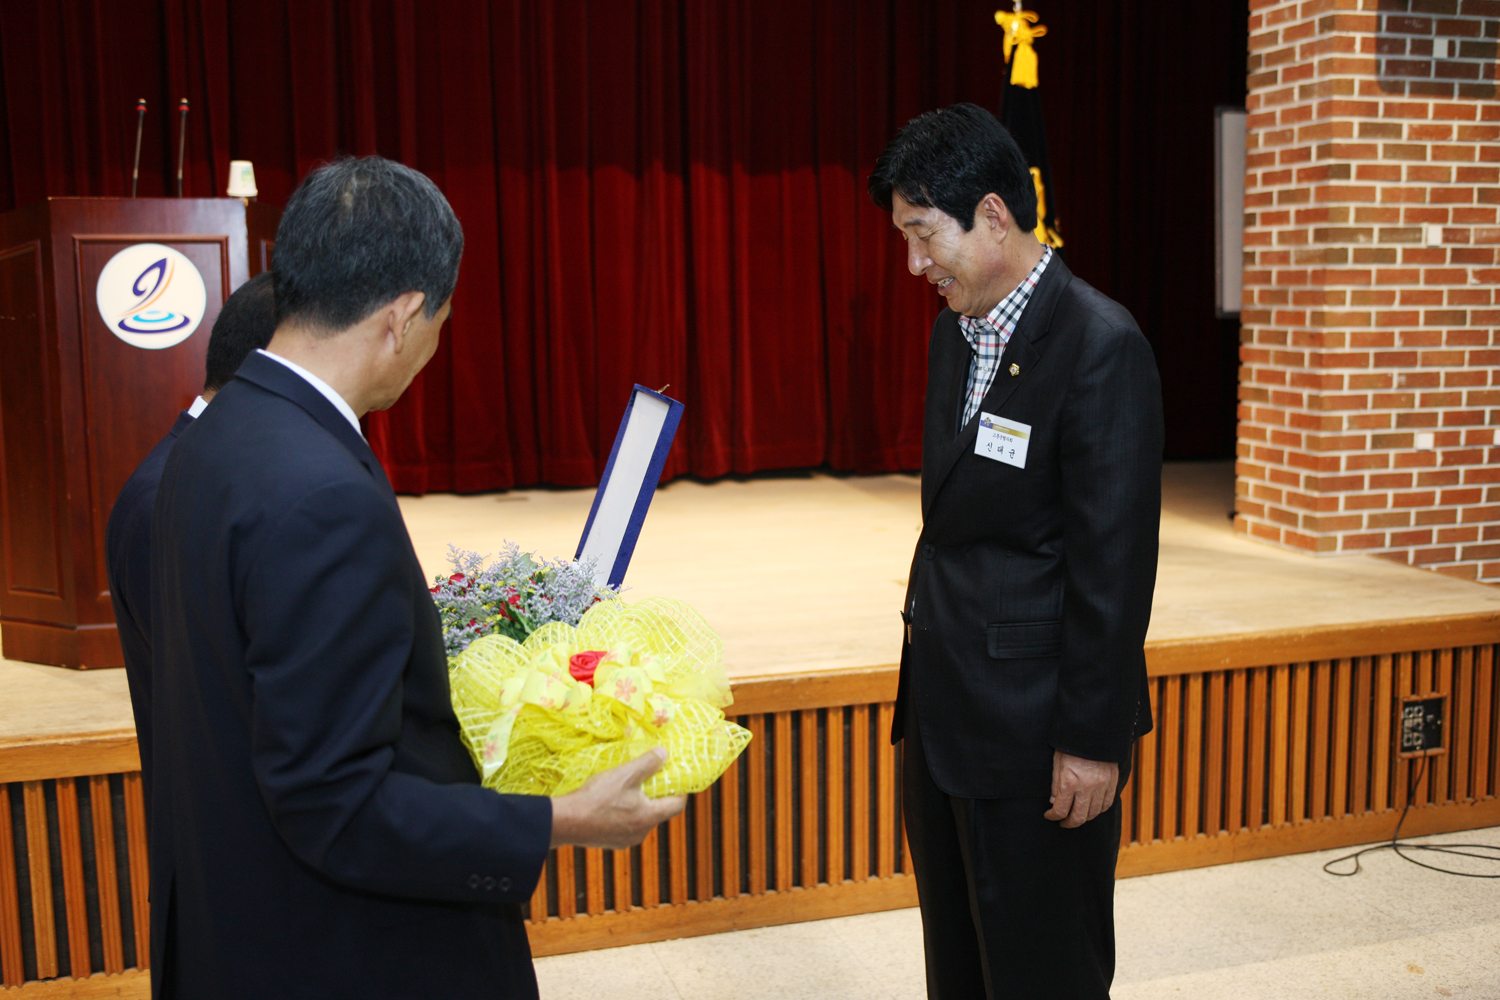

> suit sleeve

[
  {"left": 240, "top": 479, "right": 551, "bottom": 904},
  {"left": 1051, "top": 323, "right": 1163, "bottom": 764}
]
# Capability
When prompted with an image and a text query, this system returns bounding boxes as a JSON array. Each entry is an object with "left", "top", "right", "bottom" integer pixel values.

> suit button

[
  {"left": 922, "top": 544, "right": 935, "bottom": 559},
  {"left": 468, "top": 874, "right": 481, "bottom": 889},
  {"left": 499, "top": 877, "right": 512, "bottom": 891},
  {"left": 482, "top": 876, "right": 496, "bottom": 890}
]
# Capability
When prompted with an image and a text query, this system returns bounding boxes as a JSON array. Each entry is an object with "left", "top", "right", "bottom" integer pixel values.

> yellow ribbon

[{"left": 994, "top": 9, "right": 1046, "bottom": 90}]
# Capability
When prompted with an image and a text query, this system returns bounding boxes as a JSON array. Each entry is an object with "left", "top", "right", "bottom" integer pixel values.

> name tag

[{"left": 975, "top": 412, "right": 1030, "bottom": 469}]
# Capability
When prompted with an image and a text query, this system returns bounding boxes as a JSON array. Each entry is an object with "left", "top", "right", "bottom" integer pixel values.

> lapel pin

[{"left": 1009, "top": 363, "right": 1021, "bottom": 376}]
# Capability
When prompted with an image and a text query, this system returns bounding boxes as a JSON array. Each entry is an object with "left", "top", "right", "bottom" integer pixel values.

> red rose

[
  {"left": 569, "top": 651, "right": 606, "bottom": 686},
  {"left": 449, "top": 573, "right": 465, "bottom": 582},
  {"left": 508, "top": 593, "right": 522, "bottom": 607}
]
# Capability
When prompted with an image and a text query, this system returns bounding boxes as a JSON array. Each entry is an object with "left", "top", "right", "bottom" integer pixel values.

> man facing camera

[
  {"left": 149, "top": 157, "right": 682, "bottom": 1000},
  {"left": 869, "top": 104, "right": 1163, "bottom": 999},
  {"left": 106, "top": 268, "right": 276, "bottom": 815}
]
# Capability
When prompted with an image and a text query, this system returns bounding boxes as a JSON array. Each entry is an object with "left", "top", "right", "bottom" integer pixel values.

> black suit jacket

[
  {"left": 894, "top": 255, "right": 1162, "bottom": 799},
  {"left": 149, "top": 353, "right": 552, "bottom": 999},
  {"left": 106, "top": 409, "right": 193, "bottom": 813}
]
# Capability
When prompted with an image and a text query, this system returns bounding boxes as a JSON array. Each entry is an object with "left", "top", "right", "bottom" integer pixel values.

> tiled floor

[{"left": 534, "top": 826, "right": 1500, "bottom": 1000}]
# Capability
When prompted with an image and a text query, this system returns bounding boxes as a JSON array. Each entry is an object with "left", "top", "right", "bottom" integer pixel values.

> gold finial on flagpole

[{"left": 994, "top": 6, "right": 1046, "bottom": 90}]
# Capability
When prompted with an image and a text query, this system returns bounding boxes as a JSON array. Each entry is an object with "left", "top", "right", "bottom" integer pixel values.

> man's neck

[
  {"left": 264, "top": 327, "right": 374, "bottom": 418},
  {"left": 971, "top": 237, "right": 1047, "bottom": 319}
]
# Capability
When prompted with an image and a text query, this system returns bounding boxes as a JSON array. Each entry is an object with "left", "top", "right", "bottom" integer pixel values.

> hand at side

[
  {"left": 1043, "top": 750, "right": 1119, "bottom": 829},
  {"left": 549, "top": 748, "right": 687, "bottom": 850}
]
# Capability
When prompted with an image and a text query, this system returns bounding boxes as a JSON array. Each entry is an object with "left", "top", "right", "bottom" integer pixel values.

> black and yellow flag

[{"left": 995, "top": 6, "right": 1064, "bottom": 249}]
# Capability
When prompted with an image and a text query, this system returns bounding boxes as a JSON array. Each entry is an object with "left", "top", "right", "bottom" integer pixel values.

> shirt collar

[
  {"left": 255, "top": 348, "right": 364, "bottom": 438},
  {"left": 186, "top": 395, "right": 209, "bottom": 418},
  {"left": 958, "top": 245, "right": 1053, "bottom": 346}
]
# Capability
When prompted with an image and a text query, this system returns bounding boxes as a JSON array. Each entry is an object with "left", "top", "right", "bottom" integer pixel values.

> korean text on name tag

[{"left": 976, "top": 412, "right": 1031, "bottom": 469}]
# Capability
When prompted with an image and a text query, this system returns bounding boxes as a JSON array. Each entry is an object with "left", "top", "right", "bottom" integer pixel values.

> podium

[{"left": 0, "top": 198, "right": 277, "bottom": 668}]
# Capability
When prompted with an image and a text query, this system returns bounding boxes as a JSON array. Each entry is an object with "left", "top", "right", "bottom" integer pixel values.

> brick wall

[{"left": 1238, "top": 0, "right": 1500, "bottom": 582}]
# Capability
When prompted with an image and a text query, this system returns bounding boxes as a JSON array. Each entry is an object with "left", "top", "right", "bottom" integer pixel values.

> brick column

[{"left": 1238, "top": 0, "right": 1500, "bottom": 582}]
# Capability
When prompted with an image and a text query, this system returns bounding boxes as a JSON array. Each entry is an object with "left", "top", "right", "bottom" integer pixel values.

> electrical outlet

[{"left": 1400, "top": 695, "right": 1446, "bottom": 757}]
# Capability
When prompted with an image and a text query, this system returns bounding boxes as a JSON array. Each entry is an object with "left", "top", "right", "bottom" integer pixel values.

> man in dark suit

[
  {"left": 869, "top": 104, "right": 1163, "bottom": 999},
  {"left": 105, "top": 269, "right": 276, "bottom": 812},
  {"left": 149, "top": 157, "right": 682, "bottom": 999}
]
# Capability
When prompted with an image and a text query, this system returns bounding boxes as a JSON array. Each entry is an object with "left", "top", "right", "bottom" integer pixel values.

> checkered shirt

[{"left": 956, "top": 246, "right": 1053, "bottom": 429}]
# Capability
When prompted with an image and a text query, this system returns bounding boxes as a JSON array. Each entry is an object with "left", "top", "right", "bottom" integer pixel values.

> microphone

[
  {"left": 130, "top": 99, "right": 146, "bottom": 198},
  {"left": 176, "top": 98, "right": 189, "bottom": 198}
]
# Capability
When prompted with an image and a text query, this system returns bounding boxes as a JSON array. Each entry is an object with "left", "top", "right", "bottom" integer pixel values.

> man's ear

[
  {"left": 979, "top": 193, "right": 1012, "bottom": 241},
  {"left": 385, "top": 291, "right": 428, "bottom": 353}
]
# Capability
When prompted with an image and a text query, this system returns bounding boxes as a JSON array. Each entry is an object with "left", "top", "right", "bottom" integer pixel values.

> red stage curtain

[{"left": 0, "top": 1, "right": 1246, "bottom": 491}]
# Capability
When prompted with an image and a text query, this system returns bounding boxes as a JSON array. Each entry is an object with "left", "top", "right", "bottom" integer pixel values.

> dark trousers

[{"left": 902, "top": 716, "right": 1121, "bottom": 1000}]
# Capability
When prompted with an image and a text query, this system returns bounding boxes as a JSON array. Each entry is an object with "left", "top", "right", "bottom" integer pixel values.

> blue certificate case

[{"left": 575, "top": 385, "right": 685, "bottom": 587}]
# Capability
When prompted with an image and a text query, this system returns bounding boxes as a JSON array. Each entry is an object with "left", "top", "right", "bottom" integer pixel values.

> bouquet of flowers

[
  {"left": 430, "top": 543, "right": 619, "bottom": 658},
  {"left": 447, "top": 595, "right": 751, "bottom": 799}
]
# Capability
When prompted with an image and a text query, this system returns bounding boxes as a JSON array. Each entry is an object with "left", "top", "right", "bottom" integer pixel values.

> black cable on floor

[{"left": 1322, "top": 756, "right": 1500, "bottom": 879}]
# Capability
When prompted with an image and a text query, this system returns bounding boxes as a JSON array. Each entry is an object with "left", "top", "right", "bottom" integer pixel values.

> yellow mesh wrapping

[{"left": 449, "top": 597, "right": 752, "bottom": 798}]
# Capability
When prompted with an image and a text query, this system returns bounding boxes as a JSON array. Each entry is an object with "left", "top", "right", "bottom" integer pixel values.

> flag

[{"left": 994, "top": 6, "right": 1064, "bottom": 249}]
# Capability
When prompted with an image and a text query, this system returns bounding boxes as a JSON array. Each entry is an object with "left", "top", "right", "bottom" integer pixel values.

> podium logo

[{"left": 95, "top": 243, "right": 208, "bottom": 350}]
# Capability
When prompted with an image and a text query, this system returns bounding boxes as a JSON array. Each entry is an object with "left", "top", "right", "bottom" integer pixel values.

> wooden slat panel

[
  {"left": 850, "top": 707, "right": 870, "bottom": 879},
  {"left": 1205, "top": 671, "right": 1226, "bottom": 835},
  {"left": 1289, "top": 663, "right": 1310, "bottom": 825},
  {"left": 772, "top": 712, "right": 792, "bottom": 893},
  {"left": 719, "top": 754, "right": 740, "bottom": 899},
  {"left": 1247, "top": 668, "right": 1269, "bottom": 829},
  {"left": 1372, "top": 654, "right": 1394, "bottom": 812},
  {"left": 53, "top": 778, "right": 90, "bottom": 979},
  {"left": 876, "top": 703, "right": 895, "bottom": 879},
  {"left": 1432, "top": 649, "right": 1453, "bottom": 804},
  {"left": 1158, "top": 676, "right": 1180, "bottom": 840},
  {"left": 667, "top": 811, "right": 688, "bottom": 904},
  {"left": 1331, "top": 658, "right": 1352, "bottom": 819},
  {"left": 1134, "top": 683, "right": 1158, "bottom": 843},
  {"left": 1183, "top": 673, "right": 1203, "bottom": 838},
  {"left": 693, "top": 790, "right": 713, "bottom": 901},
  {"left": 555, "top": 847, "right": 576, "bottom": 920},
  {"left": 640, "top": 828, "right": 660, "bottom": 909},
  {"left": 746, "top": 716, "right": 766, "bottom": 896},
  {"left": 1474, "top": 645, "right": 1494, "bottom": 799},
  {"left": 825, "top": 707, "right": 845, "bottom": 884},
  {"left": 23, "top": 780, "right": 57, "bottom": 979},
  {"left": 1310, "top": 661, "right": 1331, "bottom": 821},
  {"left": 122, "top": 774, "right": 149, "bottom": 971},
  {"left": 584, "top": 848, "right": 605, "bottom": 916},
  {"left": 87, "top": 775, "right": 123, "bottom": 974},
  {"left": 1351, "top": 657, "right": 1373, "bottom": 816},
  {"left": 611, "top": 844, "right": 631, "bottom": 913},
  {"left": 1269, "top": 665, "right": 1290, "bottom": 827},
  {"left": 799, "top": 711, "right": 818, "bottom": 888},
  {"left": 0, "top": 784, "right": 24, "bottom": 987},
  {"left": 1227, "top": 669, "right": 1247, "bottom": 832},
  {"left": 1453, "top": 647, "right": 1473, "bottom": 803},
  {"left": 528, "top": 865, "right": 547, "bottom": 924}
]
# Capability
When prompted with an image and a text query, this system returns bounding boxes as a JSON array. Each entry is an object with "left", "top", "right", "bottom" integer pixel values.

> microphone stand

[
  {"left": 130, "top": 99, "right": 146, "bottom": 198},
  {"left": 176, "top": 98, "right": 189, "bottom": 198}
]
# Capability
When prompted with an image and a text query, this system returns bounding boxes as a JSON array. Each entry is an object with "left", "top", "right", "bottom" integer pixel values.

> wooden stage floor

[{"left": 4, "top": 460, "right": 1500, "bottom": 741}]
